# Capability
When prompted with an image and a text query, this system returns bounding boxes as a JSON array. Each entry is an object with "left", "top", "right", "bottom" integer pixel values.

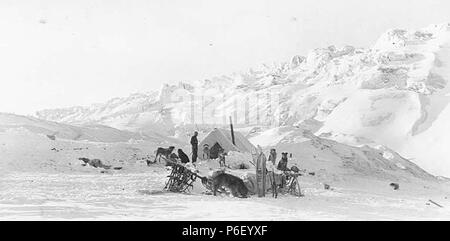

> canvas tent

[{"left": 199, "top": 128, "right": 256, "bottom": 159}]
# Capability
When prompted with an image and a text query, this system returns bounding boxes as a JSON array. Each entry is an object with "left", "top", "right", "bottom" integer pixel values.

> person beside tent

[
  {"left": 266, "top": 149, "right": 284, "bottom": 197},
  {"left": 218, "top": 148, "right": 226, "bottom": 167},
  {"left": 202, "top": 144, "right": 210, "bottom": 160},
  {"left": 190, "top": 131, "right": 199, "bottom": 163},
  {"left": 266, "top": 149, "right": 277, "bottom": 195},
  {"left": 268, "top": 149, "right": 277, "bottom": 165}
]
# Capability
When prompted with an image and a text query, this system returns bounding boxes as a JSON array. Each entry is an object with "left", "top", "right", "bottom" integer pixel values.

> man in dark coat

[{"left": 190, "top": 131, "right": 199, "bottom": 163}]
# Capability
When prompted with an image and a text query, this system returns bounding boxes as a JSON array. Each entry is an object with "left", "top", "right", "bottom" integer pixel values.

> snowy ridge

[
  {"left": 35, "top": 23, "right": 450, "bottom": 176},
  {"left": 36, "top": 91, "right": 161, "bottom": 128},
  {"left": 0, "top": 112, "right": 157, "bottom": 143}
]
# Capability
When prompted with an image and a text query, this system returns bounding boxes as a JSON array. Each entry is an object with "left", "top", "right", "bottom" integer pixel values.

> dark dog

[
  {"left": 390, "top": 183, "right": 400, "bottom": 190},
  {"left": 211, "top": 173, "right": 248, "bottom": 198},
  {"left": 78, "top": 157, "right": 111, "bottom": 169},
  {"left": 277, "top": 152, "right": 289, "bottom": 171},
  {"left": 167, "top": 153, "right": 179, "bottom": 165},
  {"left": 162, "top": 153, "right": 180, "bottom": 167},
  {"left": 290, "top": 166, "right": 300, "bottom": 173},
  {"left": 169, "top": 153, "right": 179, "bottom": 160},
  {"left": 150, "top": 146, "right": 175, "bottom": 165},
  {"left": 177, "top": 149, "right": 190, "bottom": 164}
]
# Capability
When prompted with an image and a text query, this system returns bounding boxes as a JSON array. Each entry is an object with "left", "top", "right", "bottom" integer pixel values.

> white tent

[{"left": 199, "top": 128, "right": 256, "bottom": 159}]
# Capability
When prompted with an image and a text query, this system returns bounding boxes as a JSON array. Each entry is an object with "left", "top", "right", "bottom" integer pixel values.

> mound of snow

[
  {"left": 0, "top": 112, "right": 147, "bottom": 143},
  {"left": 0, "top": 127, "right": 170, "bottom": 173},
  {"left": 251, "top": 128, "right": 436, "bottom": 182}
]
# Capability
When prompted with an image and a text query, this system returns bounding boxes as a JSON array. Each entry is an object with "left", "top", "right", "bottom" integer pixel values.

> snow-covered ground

[
  {"left": 2, "top": 169, "right": 450, "bottom": 220},
  {"left": 1, "top": 128, "right": 450, "bottom": 220}
]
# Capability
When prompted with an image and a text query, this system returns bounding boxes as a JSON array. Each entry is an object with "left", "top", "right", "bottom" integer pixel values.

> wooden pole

[
  {"left": 429, "top": 199, "right": 444, "bottom": 208},
  {"left": 229, "top": 116, "right": 236, "bottom": 145}
]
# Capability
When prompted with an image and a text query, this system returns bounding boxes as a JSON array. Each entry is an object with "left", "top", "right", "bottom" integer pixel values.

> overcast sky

[{"left": 1, "top": 0, "right": 449, "bottom": 115}]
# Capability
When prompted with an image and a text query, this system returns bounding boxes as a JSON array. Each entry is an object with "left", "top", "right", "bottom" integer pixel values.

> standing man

[
  {"left": 218, "top": 148, "right": 226, "bottom": 168},
  {"left": 267, "top": 149, "right": 278, "bottom": 198},
  {"left": 268, "top": 149, "right": 277, "bottom": 165},
  {"left": 190, "top": 131, "right": 199, "bottom": 163}
]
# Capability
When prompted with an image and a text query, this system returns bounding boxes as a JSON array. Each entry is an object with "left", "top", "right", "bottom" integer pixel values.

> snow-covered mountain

[{"left": 36, "top": 23, "right": 450, "bottom": 177}]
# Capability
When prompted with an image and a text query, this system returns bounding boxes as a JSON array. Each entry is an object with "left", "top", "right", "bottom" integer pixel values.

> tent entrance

[{"left": 210, "top": 142, "right": 223, "bottom": 159}]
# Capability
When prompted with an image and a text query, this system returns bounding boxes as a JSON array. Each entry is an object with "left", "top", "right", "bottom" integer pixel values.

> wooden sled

[
  {"left": 163, "top": 159, "right": 206, "bottom": 193},
  {"left": 271, "top": 171, "right": 303, "bottom": 197}
]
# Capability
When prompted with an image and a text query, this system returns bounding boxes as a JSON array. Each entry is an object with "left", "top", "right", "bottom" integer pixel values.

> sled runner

[
  {"left": 164, "top": 161, "right": 200, "bottom": 193},
  {"left": 284, "top": 172, "right": 303, "bottom": 197},
  {"left": 268, "top": 171, "right": 303, "bottom": 197}
]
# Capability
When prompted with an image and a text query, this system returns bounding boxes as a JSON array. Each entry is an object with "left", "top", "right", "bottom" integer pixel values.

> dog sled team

[{"left": 149, "top": 131, "right": 303, "bottom": 198}]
